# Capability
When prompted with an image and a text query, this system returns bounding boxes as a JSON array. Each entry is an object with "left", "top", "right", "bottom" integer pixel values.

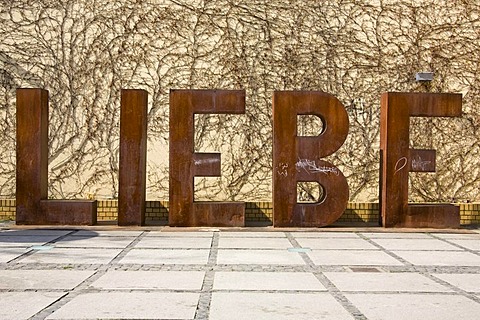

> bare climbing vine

[{"left": 0, "top": 0, "right": 479, "bottom": 203}]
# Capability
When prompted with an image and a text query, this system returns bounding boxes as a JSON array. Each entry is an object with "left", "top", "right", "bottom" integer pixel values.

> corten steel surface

[
  {"left": 40, "top": 200, "right": 97, "bottom": 225},
  {"left": 380, "top": 92, "right": 462, "bottom": 228},
  {"left": 15, "top": 88, "right": 97, "bottom": 225},
  {"left": 118, "top": 89, "right": 148, "bottom": 226},
  {"left": 169, "top": 90, "right": 246, "bottom": 227},
  {"left": 16, "top": 89, "right": 49, "bottom": 224},
  {"left": 273, "top": 91, "right": 349, "bottom": 227}
]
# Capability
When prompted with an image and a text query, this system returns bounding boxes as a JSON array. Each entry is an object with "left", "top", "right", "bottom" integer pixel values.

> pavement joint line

[
  {"left": 4, "top": 229, "right": 79, "bottom": 264},
  {"left": 3, "top": 248, "right": 34, "bottom": 264},
  {"left": 337, "top": 291, "right": 478, "bottom": 296},
  {"left": 194, "top": 231, "right": 217, "bottom": 320},
  {"left": 49, "top": 229, "right": 80, "bottom": 241},
  {"left": 285, "top": 231, "right": 368, "bottom": 320},
  {"left": 429, "top": 233, "right": 480, "bottom": 256},
  {"left": 357, "top": 232, "right": 412, "bottom": 266},
  {"left": 1, "top": 229, "right": 479, "bottom": 319},
  {"left": 420, "top": 268, "right": 480, "bottom": 304},
  {"left": 421, "top": 273, "right": 480, "bottom": 303},
  {"left": 314, "top": 270, "right": 369, "bottom": 320},
  {"left": 30, "top": 231, "right": 149, "bottom": 319},
  {"left": 2, "top": 262, "right": 478, "bottom": 274},
  {"left": 362, "top": 232, "right": 480, "bottom": 305},
  {"left": 358, "top": 233, "right": 480, "bottom": 303},
  {"left": 2, "top": 263, "right": 104, "bottom": 270},
  {"left": 28, "top": 292, "right": 69, "bottom": 320},
  {"left": 109, "top": 230, "right": 149, "bottom": 264}
]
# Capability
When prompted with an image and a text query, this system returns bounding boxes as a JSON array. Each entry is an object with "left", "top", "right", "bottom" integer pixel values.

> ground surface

[{"left": 1, "top": 225, "right": 479, "bottom": 319}]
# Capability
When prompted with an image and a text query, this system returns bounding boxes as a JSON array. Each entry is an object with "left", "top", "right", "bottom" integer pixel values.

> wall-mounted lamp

[{"left": 415, "top": 72, "right": 434, "bottom": 82}]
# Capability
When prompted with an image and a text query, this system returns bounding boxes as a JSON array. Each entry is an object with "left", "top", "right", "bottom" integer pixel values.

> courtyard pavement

[{"left": 0, "top": 224, "right": 479, "bottom": 319}]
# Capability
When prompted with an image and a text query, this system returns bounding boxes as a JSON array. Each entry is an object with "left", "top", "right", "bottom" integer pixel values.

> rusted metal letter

[
  {"left": 118, "top": 89, "right": 148, "bottom": 225},
  {"left": 273, "top": 91, "right": 349, "bottom": 227},
  {"left": 16, "top": 88, "right": 96, "bottom": 225},
  {"left": 16, "top": 89, "right": 49, "bottom": 224},
  {"left": 169, "top": 90, "right": 245, "bottom": 226},
  {"left": 380, "top": 92, "right": 462, "bottom": 228}
]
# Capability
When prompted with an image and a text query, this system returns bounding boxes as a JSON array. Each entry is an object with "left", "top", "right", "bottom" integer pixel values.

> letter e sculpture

[{"left": 380, "top": 92, "right": 462, "bottom": 228}]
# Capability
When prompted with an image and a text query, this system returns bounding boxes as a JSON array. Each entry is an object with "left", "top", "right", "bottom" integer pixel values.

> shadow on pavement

[{"left": 0, "top": 228, "right": 99, "bottom": 245}]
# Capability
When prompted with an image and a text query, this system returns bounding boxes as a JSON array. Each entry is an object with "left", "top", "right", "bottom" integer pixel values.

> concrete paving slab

[
  {"left": 0, "top": 247, "right": 29, "bottom": 263},
  {"left": 360, "top": 232, "right": 433, "bottom": 239},
  {"left": 295, "top": 238, "right": 378, "bottom": 250},
  {"left": 91, "top": 270, "right": 205, "bottom": 290},
  {"left": 217, "top": 249, "right": 305, "bottom": 265},
  {"left": 21, "top": 248, "right": 122, "bottom": 264},
  {"left": 145, "top": 231, "right": 213, "bottom": 237},
  {"left": 0, "top": 270, "right": 95, "bottom": 289},
  {"left": 119, "top": 248, "right": 210, "bottom": 265},
  {"left": 307, "top": 250, "right": 404, "bottom": 266},
  {"left": 0, "top": 235, "right": 63, "bottom": 247},
  {"left": 1, "top": 229, "right": 479, "bottom": 320},
  {"left": 73, "top": 230, "right": 143, "bottom": 237},
  {"left": 0, "top": 292, "right": 66, "bottom": 319},
  {"left": 392, "top": 250, "right": 480, "bottom": 266},
  {"left": 344, "top": 293, "right": 480, "bottom": 320},
  {"left": 209, "top": 292, "right": 353, "bottom": 320},
  {"left": 218, "top": 237, "right": 293, "bottom": 249},
  {"left": 433, "top": 233, "right": 480, "bottom": 240},
  {"left": 370, "top": 238, "right": 461, "bottom": 251},
  {"left": 219, "top": 232, "right": 286, "bottom": 238},
  {"left": 445, "top": 239, "right": 480, "bottom": 251},
  {"left": 432, "top": 274, "right": 480, "bottom": 293},
  {"left": 213, "top": 271, "right": 326, "bottom": 291},
  {"left": 0, "top": 229, "right": 72, "bottom": 236},
  {"left": 54, "top": 236, "right": 135, "bottom": 248},
  {"left": 324, "top": 272, "right": 452, "bottom": 292},
  {"left": 46, "top": 292, "right": 199, "bottom": 320},
  {"left": 134, "top": 236, "right": 212, "bottom": 248},
  {"left": 292, "top": 232, "right": 361, "bottom": 238}
]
